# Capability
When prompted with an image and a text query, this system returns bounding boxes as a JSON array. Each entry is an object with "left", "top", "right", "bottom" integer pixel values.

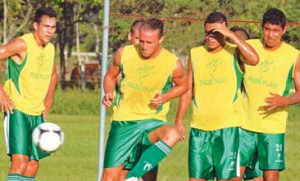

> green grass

[{"left": 0, "top": 90, "right": 300, "bottom": 180}]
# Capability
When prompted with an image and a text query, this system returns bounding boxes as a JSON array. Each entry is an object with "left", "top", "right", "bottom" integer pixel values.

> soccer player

[
  {"left": 175, "top": 12, "right": 259, "bottom": 181},
  {"left": 229, "top": 26, "right": 263, "bottom": 181},
  {"left": 0, "top": 7, "right": 57, "bottom": 181},
  {"left": 118, "top": 19, "right": 161, "bottom": 181},
  {"left": 101, "top": 18, "right": 188, "bottom": 181},
  {"left": 233, "top": 8, "right": 300, "bottom": 181}
]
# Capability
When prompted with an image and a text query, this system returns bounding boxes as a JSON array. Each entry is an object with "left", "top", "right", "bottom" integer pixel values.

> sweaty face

[
  {"left": 204, "top": 23, "right": 224, "bottom": 52},
  {"left": 34, "top": 15, "right": 57, "bottom": 45},
  {"left": 139, "top": 29, "right": 163, "bottom": 59},
  {"left": 263, "top": 22, "right": 286, "bottom": 50}
]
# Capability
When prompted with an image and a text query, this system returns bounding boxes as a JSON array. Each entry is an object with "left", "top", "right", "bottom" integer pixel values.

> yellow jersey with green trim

[
  {"left": 113, "top": 45, "right": 178, "bottom": 122},
  {"left": 191, "top": 43, "right": 244, "bottom": 131},
  {"left": 3, "top": 33, "right": 55, "bottom": 115},
  {"left": 243, "top": 39, "right": 299, "bottom": 133}
]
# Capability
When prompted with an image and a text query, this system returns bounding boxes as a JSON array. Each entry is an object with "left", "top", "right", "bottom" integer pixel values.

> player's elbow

[{"left": 250, "top": 56, "right": 259, "bottom": 66}]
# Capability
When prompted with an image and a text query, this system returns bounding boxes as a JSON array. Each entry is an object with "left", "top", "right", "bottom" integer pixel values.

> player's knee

[
  {"left": 161, "top": 125, "right": 180, "bottom": 146},
  {"left": 102, "top": 169, "right": 120, "bottom": 181}
]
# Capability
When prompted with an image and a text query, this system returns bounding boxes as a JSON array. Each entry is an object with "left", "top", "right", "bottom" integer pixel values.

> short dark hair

[
  {"left": 230, "top": 26, "right": 250, "bottom": 40},
  {"left": 204, "top": 12, "right": 228, "bottom": 26},
  {"left": 141, "top": 18, "right": 165, "bottom": 37},
  {"left": 130, "top": 19, "right": 144, "bottom": 33},
  {"left": 34, "top": 7, "right": 57, "bottom": 23},
  {"left": 262, "top": 8, "right": 286, "bottom": 29}
]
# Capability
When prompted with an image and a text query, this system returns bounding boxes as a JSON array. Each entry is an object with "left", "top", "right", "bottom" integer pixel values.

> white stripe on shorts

[{"left": 4, "top": 114, "right": 10, "bottom": 154}]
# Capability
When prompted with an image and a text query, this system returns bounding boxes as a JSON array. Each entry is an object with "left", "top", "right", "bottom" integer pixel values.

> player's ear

[
  {"left": 33, "top": 22, "right": 39, "bottom": 31},
  {"left": 159, "top": 35, "right": 164, "bottom": 44},
  {"left": 128, "top": 33, "right": 132, "bottom": 41}
]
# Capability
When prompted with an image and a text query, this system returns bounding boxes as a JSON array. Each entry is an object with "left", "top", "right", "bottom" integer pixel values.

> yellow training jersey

[
  {"left": 191, "top": 43, "right": 244, "bottom": 131},
  {"left": 4, "top": 33, "right": 55, "bottom": 115},
  {"left": 113, "top": 45, "right": 178, "bottom": 122},
  {"left": 243, "top": 39, "right": 299, "bottom": 133}
]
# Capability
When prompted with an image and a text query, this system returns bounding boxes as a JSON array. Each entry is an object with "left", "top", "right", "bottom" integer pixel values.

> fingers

[
  {"left": 1, "top": 100, "right": 14, "bottom": 114},
  {"left": 102, "top": 94, "right": 114, "bottom": 108},
  {"left": 150, "top": 93, "right": 163, "bottom": 107}
]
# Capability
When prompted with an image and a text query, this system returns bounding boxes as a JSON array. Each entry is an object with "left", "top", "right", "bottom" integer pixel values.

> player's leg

[
  {"left": 126, "top": 122, "right": 180, "bottom": 178},
  {"left": 119, "top": 165, "right": 158, "bottom": 181},
  {"left": 263, "top": 170, "right": 279, "bottom": 181},
  {"left": 8, "top": 154, "right": 29, "bottom": 174},
  {"left": 142, "top": 167, "right": 158, "bottom": 181},
  {"left": 212, "top": 127, "right": 239, "bottom": 181},
  {"left": 120, "top": 143, "right": 159, "bottom": 181},
  {"left": 102, "top": 165, "right": 125, "bottom": 181},
  {"left": 253, "top": 177, "right": 263, "bottom": 181},
  {"left": 231, "top": 129, "right": 258, "bottom": 181},
  {"left": 102, "top": 121, "right": 144, "bottom": 181},
  {"left": 189, "top": 128, "right": 214, "bottom": 181},
  {"left": 119, "top": 169, "right": 129, "bottom": 181},
  {"left": 23, "top": 160, "right": 39, "bottom": 177},
  {"left": 5, "top": 111, "right": 31, "bottom": 180},
  {"left": 258, "top": 133, "right": 285, "bottom": 181},
  {"left": 242, "top": 161, "right": 263, "bottom": 181}
]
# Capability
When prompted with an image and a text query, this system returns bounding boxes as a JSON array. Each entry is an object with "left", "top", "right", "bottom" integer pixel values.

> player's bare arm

[
  {"left": 264, "top": 54, "right": 300, "bottom": 111},
  {"left": 0, "top": 38, "right": 27, "bottom": 114},
  {"left": 102, "top": 47, "right": 123, "bottom": 108},
  {"left": 175, "top": 56, "right": 193, "bottom": 141},
  {"left": 44, "top": 62, "right": 58, "bottom": 120},
  {"left": 210, "top": 23, "right": 259, "bottom": 66},
  {"left": 150, "top": 59, "right": 188, "bottom": 107}
]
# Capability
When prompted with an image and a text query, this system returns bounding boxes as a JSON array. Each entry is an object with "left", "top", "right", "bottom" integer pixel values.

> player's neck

[
  {"left": 263, "top": 41, "right": 282, "bottom": 51},
  {"left": 33, "top": 32, "right": 46, "bottom": 48}
]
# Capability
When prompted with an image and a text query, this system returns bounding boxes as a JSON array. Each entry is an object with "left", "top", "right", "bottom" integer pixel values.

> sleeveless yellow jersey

[
  {"left": 243, "top": 39, "right": 299, "bottom": 133},
  {"left": 113, "top": 45, "right": 178, "bottom": 121},
  {"left": 191, "top": 43, "right": 244, "bottom": 131},
  {"left": 4, "top": 33, "right": 55, "bottom": 115}
]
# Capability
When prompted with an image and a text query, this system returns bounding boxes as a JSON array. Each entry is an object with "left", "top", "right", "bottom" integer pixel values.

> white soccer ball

[{"left": 32, "top": 122, "right": 64, "bottom": 153}]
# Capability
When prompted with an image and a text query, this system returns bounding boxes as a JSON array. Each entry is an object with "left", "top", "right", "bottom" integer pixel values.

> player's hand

[
  {"left": 175, "top": 121, "right": 186, "bottom": 141},
  {"left": 102, "top": 93, "right": 114, "bottom": 108},
  {"left": 264, "top": 92, "right": 288, "bottom": 111},
  {"left": 207, "top": 22, "right": 232, "bottom": 38},
  {"left": 150, "top": 93, "right": 165, "bottom": 107},
  {"left": 0, "top": 88, "right": 15, "bottom": 114}
]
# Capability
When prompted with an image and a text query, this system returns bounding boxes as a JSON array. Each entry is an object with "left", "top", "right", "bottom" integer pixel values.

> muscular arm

[
  {"left": 102, "top": 48, "right": 123, "bottom": 108},
  {"left": 210, "top": 23, "right": 259, "bottom": 66},
  {"left": 175, "top": 56, "right": 193, "bottom": 140},
  {"left": 231, "top": 34, "right": 259, "bottom": 66},
  {"left": 0, "top": 38, "right": 27, "bottom": 113},
  {"left": 150, "top": 59, "right": 188, "bottom": 107},
  {"left": 265, "top": 55, "right": 300, "bottom": 111},
  {"left": 43, "top": 62, "right": 58, "bottom": 120}
]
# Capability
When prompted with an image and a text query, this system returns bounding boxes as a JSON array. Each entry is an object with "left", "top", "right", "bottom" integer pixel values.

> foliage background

[{"left": 1, "top": 0, "right": 300, "bottom": 85}]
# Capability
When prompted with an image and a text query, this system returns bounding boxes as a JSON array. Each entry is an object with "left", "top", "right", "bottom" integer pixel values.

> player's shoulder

[
  {"left": 245, "top": 39, "right": 262, "bottom": 46},
  {"left": 282, "top": 42, "right": 299, "bottom": 52},
  {"left": 190, "top": 46, "right": 206, "bottom": 55}
]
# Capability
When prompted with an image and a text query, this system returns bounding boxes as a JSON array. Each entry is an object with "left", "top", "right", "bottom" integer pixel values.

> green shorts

[
  {"left": 189, "top": 127, "right": 240, "bottom": 180},
  {"left": 4, "top": 109, "right": 50, "bottom": 160},
  {"left": 240, "top": 129, "right": 285, "bottom": 171},
  {"left": 243, "top": 162, "right": 263, "bottom": 180},
  {"left": 104, "top": 119, "right": 169, "bottom": 168}
]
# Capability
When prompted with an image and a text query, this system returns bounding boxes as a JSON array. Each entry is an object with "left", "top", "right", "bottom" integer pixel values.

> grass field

[{"left": 0, "top": 90, "right": 299, "bottom": 180}]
